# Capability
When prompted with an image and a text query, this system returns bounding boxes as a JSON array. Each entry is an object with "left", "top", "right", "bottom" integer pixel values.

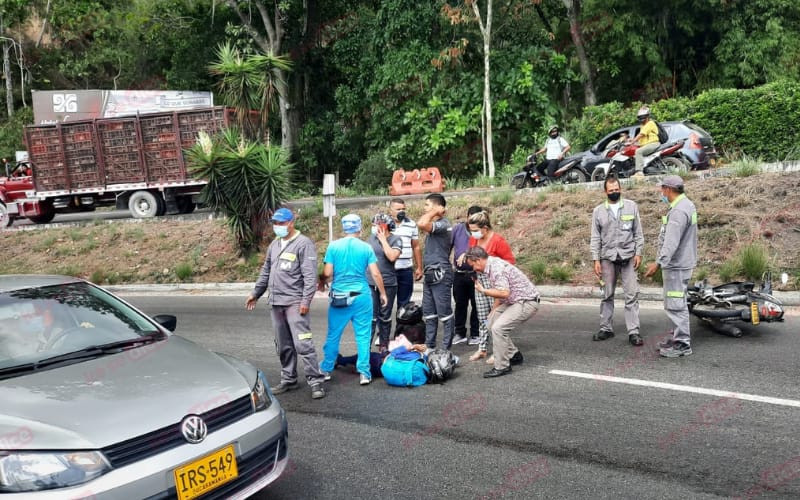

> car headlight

[
  {"left": 250, "top": 370, "right": 272, "bottom": 412},
  {"left": 0, "top": 451, "right": 110, "bottom": 492}
]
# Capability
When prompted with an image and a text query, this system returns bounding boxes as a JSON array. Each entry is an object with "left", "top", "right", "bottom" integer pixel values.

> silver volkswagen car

[{"left": 0, "top": 275, "right": 288, "bottom": 499}]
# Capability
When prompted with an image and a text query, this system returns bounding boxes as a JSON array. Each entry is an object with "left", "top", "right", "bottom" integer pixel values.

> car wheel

[
  {"left": 128, "top": 191, "right": 162, "bottom": 218},
  {"left": 663, "top": 157, "right": 687, "bottom": 173}
]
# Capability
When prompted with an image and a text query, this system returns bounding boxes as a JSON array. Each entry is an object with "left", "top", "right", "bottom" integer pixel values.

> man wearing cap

[
  {"left": 417, "top": 193, "right": 455, "bottom": 352},
  {"left": 246, "top": 208, "right": 326, "bottom": 399},
  {"left": 590, "top": 175, "right": 645, "bottom": 346},
  {"left": 645, "top": 175, "right": 698, "bottom": 357},
  {"left": 631, "top": 107, "right": 660, "bottom": 175},
  {"left": 319, "top": 214, "right": 388, "bottom": 385}
]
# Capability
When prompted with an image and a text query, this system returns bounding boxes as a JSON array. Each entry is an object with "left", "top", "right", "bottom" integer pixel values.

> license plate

[
  {"left": 751, "top": 302, "right": 760, "bottom": 325},
  {"left": 174, "top": 444, "right": 238, "bottom": 500}
]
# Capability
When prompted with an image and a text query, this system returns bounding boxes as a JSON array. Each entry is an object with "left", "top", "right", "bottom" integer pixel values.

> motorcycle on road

[
  {"left": 590, "top": 140, "right": 687, "bottom": 182},
  {"left": 511, "top": 154, "right": 592, "bottom": 189},
  {"left": 687, "top": 272, "right": 787, "bottom": 337}
]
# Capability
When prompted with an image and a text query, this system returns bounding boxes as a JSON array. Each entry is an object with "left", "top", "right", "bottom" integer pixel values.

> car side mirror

[{"left": 153, "top": 314, "right": 177, "bottom": 332}]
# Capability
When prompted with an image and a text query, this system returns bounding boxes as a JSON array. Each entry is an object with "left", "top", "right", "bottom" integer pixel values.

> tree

[
  {"left": 186, "top": 128, "right": 291, "bottom": 256},
  {"left": 561, "top": 0, "right": 595, "bottom": 106},
  {"left": 0, "top": 0, "right": 28, "bottom": 118}
]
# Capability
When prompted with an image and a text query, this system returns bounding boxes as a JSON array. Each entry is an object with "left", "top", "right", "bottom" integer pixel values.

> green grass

[
  {"left": 718, "top": 260, "right": 739, "bottom": 282},
  {"left": 67, "top": 228, "right": 85, "bottom": 242},
  {"left": 730, "top": 155, "right": 762, "bottom": 178},
  {"left": 125, "top": 227, "right": 146, "bottom": 241},
  {"left": 78, "top": 241, "right": 97, "bottom": 254},
  {"left": 694, "top": 267, "right": 709, "bottom": 282},
  {"left": 175, "top": 262, "right": 194, "bottom": 280},
  {"left": 548, "top": 264, "right": 573, "bottom": 283},
  {"left": 528, "top": 259, "right": 548, "bottom": 282},
  {"left": 536, "top": 192, "right": 547, "bottom": 204},
  {"left": 490, "top": 190, "right": 514, "bottom": 205},
  {"left": 738, "top": 242, "right": 769, "bottom": 280},
  {"left": 34, "top": 235, "right": 58, "bottom": 252},
  {"left": 548, "top": 215, "right": 570, "bottom": 237}
]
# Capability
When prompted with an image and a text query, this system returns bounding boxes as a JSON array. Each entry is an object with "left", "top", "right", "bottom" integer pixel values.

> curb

[{"left": 107, "top": 282, "right": 800, "bottom": 306}]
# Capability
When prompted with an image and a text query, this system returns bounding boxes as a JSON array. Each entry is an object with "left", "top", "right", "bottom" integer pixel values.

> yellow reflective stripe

[
  {"left": 666, "top": 291, "right": 684, "bottom": 298},
  {"left": 621, "top": 214, "right": 635, "bottom": 221},
  {"left": 298, "top": 333, "right": 313, "bottom": 340},
  {"left": 691, "top": 212, "right": 697, "bottom": 225},
  {"left": 662, "top": 216, "right": 668, "bottom": 225}
]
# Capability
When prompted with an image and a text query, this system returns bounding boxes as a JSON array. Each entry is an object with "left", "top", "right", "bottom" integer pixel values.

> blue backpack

[{"left": 381, "top": 347, "right": 429, "bottom": 387}]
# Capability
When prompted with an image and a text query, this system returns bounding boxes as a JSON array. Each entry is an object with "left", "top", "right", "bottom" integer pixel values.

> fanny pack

[
  {"left": 329, "top": 290, "right": 360, "bottom": 308},
  {"left": 424, "top": 266, "right": 446, "bottom": 285}
]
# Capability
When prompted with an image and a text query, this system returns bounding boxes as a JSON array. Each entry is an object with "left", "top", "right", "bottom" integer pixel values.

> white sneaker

[
  {"left": 360, "top": 374, "right": 371, "bottom": 385},
  {"left": 322, "top": 371, "right": 332, "bottom": 381}
]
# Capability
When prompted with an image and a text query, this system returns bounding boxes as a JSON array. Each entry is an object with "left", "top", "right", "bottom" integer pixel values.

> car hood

[{"left": 0, "top": 336, "right": 253, "bottom": 450}]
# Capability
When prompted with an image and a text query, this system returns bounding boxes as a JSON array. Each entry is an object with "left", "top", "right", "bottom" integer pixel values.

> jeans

[
  {"left": 396, "top": 267, "right": 414, "bottom": 307},
  {"left": 453, "top": 271, "right": 479, "bottom": 338}
]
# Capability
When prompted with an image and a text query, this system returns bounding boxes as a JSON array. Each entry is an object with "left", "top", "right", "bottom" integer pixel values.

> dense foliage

[{"left": 2, "top": 0, "right": 800, "bottom": 186}]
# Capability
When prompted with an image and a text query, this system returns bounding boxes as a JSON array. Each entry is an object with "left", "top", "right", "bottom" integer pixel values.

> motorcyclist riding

[{"left": 534, "top": 125, "right": 571, "bottom": 179}]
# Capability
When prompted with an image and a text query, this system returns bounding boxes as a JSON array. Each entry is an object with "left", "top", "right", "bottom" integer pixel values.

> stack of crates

[
  {"left": 97, "top": 119, "right": 142, "bottom": 184},
  {"left": 61, "top": 123, "right": 100, "bottom": 189},
  {"left": 25, "top": 127, "right": 67, "bottom": 191},
  {"left": 140, "top": 113, "right": 183, "bottom": 183},
  {"left": 178, "top": 108, "right": 227, "bottom": 151}
]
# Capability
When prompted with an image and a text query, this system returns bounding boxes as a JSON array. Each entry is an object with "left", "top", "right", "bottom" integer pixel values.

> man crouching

[{"left": 465, "top": 246, "right": 541, "bottom": 378}]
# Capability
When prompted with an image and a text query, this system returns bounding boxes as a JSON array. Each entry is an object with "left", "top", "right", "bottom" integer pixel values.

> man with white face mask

[{"left": 246, "top": 207, "right": 326, "bottom": 399}]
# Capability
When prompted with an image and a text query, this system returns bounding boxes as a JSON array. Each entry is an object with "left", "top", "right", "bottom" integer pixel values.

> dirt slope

[{"left": 2, "top": 171, "right": 799, "bottom": 290}]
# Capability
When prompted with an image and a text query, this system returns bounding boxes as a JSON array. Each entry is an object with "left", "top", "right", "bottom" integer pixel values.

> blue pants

[{"left": 321, "top": 292, "right": 373, "bottom": 379}]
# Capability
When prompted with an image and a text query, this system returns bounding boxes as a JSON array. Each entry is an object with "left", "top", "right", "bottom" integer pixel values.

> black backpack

[{"left": 655, "top": 121, "right": 669, "bottom": 144}]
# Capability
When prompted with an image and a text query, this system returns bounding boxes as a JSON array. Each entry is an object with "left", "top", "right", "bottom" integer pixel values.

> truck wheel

[
  {"left": 0, "top": 203, "right": 14, "bottom": 228},
  {"left": 128, "top": 191, "right": 161, "bottom": 218},
  {"left": 155, "top": 194, "right": 167, "bottom": 216},
  {"left": 29, "top": 204, "right": 56, "bottom": 224}
]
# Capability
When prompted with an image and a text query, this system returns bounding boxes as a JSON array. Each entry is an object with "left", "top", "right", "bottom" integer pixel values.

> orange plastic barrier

[{"left": 389, "top": 167, "right": 445, "bottom": 195}]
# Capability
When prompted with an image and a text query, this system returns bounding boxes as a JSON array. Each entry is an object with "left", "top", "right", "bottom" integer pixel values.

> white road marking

[{"left": 549, "top": 369, "right": 800, "bottom": 408}]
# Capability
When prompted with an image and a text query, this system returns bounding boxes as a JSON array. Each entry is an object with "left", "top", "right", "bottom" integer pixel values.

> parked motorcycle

[
  {"left": 590, "top": 140, "right": 686, "bottom": 182},
  {"left": 511, "top": 154, "right": 592, "bottom": 189},
  {"left": 687, "top": 272, "right": 787, "bottom": 337}
]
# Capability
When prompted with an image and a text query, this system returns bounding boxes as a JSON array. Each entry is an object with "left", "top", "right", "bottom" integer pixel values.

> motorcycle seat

[{"left": 655, "top": 140, "right": 682, "bottom": 152}]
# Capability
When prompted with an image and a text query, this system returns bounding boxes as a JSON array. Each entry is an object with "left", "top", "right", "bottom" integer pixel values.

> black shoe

[
  {"left": 271, "top": 381, "right": 299, "bottom": 395},
  {"left": 593, "top": 330, "right": 614, "bottom": 341},
  {"left": 510, "top": 351, "right": 524, "bottom": 365},
  {"left": 483, "top": 367, "right": 512, "bottom": 378},
  {"left": 628, "top": 334, "right": 644, "bottom": 346},
  {"left": 310, "top": 383, "right": 326, "bottom": 399}
]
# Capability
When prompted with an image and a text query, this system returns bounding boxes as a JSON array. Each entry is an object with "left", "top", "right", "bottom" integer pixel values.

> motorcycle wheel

[
  {"left": 564, "top": 169, "right": 587, "bottom": 184},
  {"left": 663, "top": 157, "right": 687, "bottom": 173},
  {"left": 591, "top": 164, "right": 609, "bottom": 182}
]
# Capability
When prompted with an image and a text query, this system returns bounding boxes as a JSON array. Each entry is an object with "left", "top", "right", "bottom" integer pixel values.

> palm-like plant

[
  {"left": 186, "top": 129, "right": 291, "bottom": 256},
  {"left": 208, "top": 43, "right": 292, "bottom": 141}
]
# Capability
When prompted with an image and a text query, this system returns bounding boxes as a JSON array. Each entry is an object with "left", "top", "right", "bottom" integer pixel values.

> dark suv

[{"left": 569, "top": 120, "right": 718, "bottom": 173}]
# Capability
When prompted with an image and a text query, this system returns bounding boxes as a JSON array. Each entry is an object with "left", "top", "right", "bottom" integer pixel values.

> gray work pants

[
  {"left": 634, "top": 142, "right": 660, "bottom": 171},
  {"left": 599, "top": 259, "right": 640, "bottom": 335},
  {"left": 488, "top": 300, "right": 538, "bottom": 370},
  {"left": 422, "top": 269, "right": 455, "bottom": 349},
  {"left": 662, "top": 269, "right": 693, "bottom": 346},
  {"left": 271, "top": 304, "right": 325, "bottom": 385}
]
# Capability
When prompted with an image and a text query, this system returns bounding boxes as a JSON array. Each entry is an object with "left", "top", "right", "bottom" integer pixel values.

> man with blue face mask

[{"left": 246, "top": 207, "right": 326, "bottom": 399}]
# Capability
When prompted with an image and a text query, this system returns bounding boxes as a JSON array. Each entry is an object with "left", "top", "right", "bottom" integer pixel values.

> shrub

[
  {"left": 738, "top": 243, "right": 769, "bottom": 281},
  {"left": 352, "top": 152, "right": 394, "bottom": 193},
  {"left": 548, "top": 215, "right": 570, "bottom": 237},
  {"left": 718, "top": 260, "right": 739, "bottom": 282},
  {"left": 731, "top": 155, "right": 762, "bottom": 178},
  {"left": 528, "top": 259, "right": 548, "bottom": 283},
  {"left": 548, "top": 264, "right": 573, "bottom": 283},
  {"left": 175, "top": 262, "right": 194, "bottom": 280}
]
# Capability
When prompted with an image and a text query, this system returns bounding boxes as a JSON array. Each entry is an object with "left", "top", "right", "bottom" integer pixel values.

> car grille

[
  {"left": 144, "top": 431, "right": 289, "bottom": 500},
  {"left": 103, "top": 395, "right": 254, "bottom": 468}
]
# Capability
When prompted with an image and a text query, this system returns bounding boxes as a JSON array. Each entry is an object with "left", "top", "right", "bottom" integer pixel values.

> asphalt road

[{"left": 124, "top": 295, "right": 800, "bottom": 500}]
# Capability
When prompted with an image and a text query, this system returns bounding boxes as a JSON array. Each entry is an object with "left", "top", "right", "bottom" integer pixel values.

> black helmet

[
  {"left": 396, "top": 301, "right": 422, "bottom": 325},
  {"left": 372, "top": 213, "right": 396, "bottom": 232},
  {"left": 426, "top": 349, "right": 456, "bottom": 382}
]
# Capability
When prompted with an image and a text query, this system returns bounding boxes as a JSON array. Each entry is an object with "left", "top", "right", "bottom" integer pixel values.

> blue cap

[
  {"left": 271, "top": 208, "right": 294, "bottom": 222},
  {"left": 341, "top": 214, "right": 362, "bottom": 234}
]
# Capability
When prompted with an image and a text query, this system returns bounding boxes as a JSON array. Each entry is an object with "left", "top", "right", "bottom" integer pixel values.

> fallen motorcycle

[{"left": 687, "top": 272, "right": 787, "bottom": 337}]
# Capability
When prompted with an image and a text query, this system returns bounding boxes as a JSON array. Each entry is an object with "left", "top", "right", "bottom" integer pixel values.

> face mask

[
  {"left": 470, "top": 230, "right": 483, "bottom": 239},
  {"left": 371, "top": 226, "right": 378, "bottom": 235},
  {"left": 273, "top": 225, "right": 289, "bottom": 238},
  {"left": 661, "top": 195, "right": 669, "bottom": 204},
  {"left": 607, "top": 192, "right": 621, "bottom": 202}
]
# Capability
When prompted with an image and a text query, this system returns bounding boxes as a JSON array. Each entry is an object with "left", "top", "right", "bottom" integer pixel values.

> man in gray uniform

[
  {"left": 417, "top": 193, "right": 455, "bottom": 351},
  {"left": 645, "top": 175, "right": 698, "bottom": 358},
  {"left": 590, "top": 175, "right": 645, "bottom": 346},
  {"left": 246, "top": 208, "right": 326, "bottom": 399}
]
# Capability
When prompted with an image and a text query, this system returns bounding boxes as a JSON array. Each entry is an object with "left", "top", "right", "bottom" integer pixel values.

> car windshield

[{"left": 0, "top": 282, "right": 160, "bottom": 371}]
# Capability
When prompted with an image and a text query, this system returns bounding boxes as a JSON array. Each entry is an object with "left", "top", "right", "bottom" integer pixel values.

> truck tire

[
  {"left": 128, "top": 191, "right": 161, "bottom": 218},
  {"left": 176, "top": 196, "right": 196, "bottom": 214},
  {"left": 0, "top": 203, "right": 14, "bottom": 228},
  {"left": 29, "top": 205, "right": 56, "bottom": 224}
]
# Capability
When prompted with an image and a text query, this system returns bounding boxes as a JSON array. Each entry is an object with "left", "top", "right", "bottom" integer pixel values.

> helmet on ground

[
  {"left": 636, "top": 106, "right": 650, "bottom": 122},
  {"left": 372, "top": 213, "right": 396, "bottom": 232},
  {"left": 427, "top": 349, "right": 456, "bottom": 382},
  {"left": 396, "top": 301, "right": 422, "bottom": 325}
]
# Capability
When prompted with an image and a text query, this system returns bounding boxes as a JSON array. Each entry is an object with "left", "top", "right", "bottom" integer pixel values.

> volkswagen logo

[{"left": 180, "top": 415, "right": 208, "bottom": 444}]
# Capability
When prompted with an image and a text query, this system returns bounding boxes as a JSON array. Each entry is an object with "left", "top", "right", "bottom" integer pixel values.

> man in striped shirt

[{"left": 389, "top": 199, "right": 423, "bottom": 307}]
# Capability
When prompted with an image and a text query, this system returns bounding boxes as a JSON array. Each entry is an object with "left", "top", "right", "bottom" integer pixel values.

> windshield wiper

[{"left": 0, "top": 332, "right": 167, "bottom": 379}]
